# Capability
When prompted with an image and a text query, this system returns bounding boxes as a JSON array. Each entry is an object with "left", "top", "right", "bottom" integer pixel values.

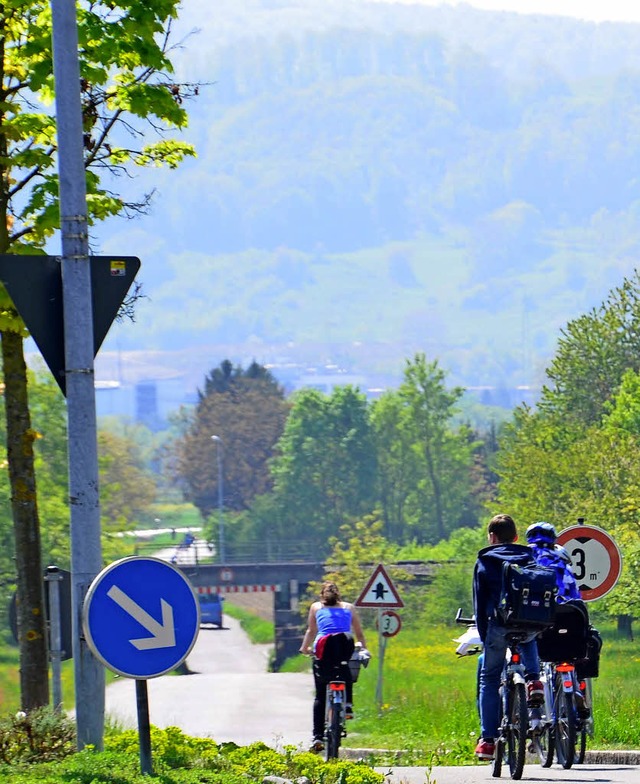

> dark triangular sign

[{"left": 0, "top": 255, "right": 141, "bottom": 396}]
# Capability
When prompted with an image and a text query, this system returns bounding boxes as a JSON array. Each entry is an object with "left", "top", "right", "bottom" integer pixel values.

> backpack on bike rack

[
  {"left": 315, "top": 632, "right": 355, "bottom": 679},
  {"left": 575, "top": 625, "right": 603, "bottom": 679},
  {"left": 536, "top": 599, "right": 589, "bottom": 662},
  {"left": 496, "top": 561, "right": 558, "bottom": 631}
]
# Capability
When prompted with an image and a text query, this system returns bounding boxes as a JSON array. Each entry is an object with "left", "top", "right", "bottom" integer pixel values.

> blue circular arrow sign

[{"left": 83, "top": 557, "right": 200, "bottom": 679}]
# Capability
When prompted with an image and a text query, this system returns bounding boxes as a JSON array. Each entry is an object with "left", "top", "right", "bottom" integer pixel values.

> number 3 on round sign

[
  {"left": 557, "top": 524, "right": 622, "bottom": 602},
  {"left": 379, "top": 610, "right": 402, "bottom": 638}
]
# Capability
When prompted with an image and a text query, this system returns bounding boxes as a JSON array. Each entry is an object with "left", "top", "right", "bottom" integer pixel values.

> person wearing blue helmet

[
  {"left": 525, "top": 522, "right": 582, "bottom": 603},
  {"left": 526, "top": 522, "right": 591, "bottom": 718}
]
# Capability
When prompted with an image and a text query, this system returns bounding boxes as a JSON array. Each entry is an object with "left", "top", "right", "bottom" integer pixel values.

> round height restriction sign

[
  {"left": 557, "top": 524, "right": 622, "bottom": 602},
  {"left": 378, "top": 610, "right": 402, "bottom": 638}
]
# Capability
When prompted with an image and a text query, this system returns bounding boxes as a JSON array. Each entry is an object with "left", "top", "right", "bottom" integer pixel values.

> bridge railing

[{"left": 133, "top": 538, "right": 327, "bottom": 565}]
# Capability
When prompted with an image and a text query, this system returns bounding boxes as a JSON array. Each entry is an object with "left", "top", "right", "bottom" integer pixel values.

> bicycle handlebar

[{"left": 455, "top": 607, "right": 476, "bottom": 626}]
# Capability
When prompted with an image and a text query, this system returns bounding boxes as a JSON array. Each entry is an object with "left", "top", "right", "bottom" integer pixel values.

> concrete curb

[
  {"left": 584, "top": 750, "right": 640, "bottom": 764},
  {"left": 340, "top": 748, "right": 640, "bottom": 765}
]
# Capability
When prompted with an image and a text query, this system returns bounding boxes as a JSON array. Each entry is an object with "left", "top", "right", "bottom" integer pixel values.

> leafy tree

[
  {"left": 541, "top": 272, "right": 640, "bottom": 429},
  {"left": 98, "top": 430, "right": 156, "bottom": 537},
  {"left": 493, "top": 281, "right": 640, "bottom": 634},
  {"left": 381, "top": 354, "right": 476, "bottom": 543},
  {"left": 175, "top": 360, "right": 288, "bottom": 517},
  {"left": 0, "top": 0, "right": 196, "bottom": 709},
  {"left": 370, "top": 390, "right": 417, "bottom": 542},
  {"left": 269, "top": 385, "right": 377, "bottom": 549}
]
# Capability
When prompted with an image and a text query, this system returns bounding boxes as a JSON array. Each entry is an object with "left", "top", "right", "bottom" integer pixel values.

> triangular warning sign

[
  {"left": 0, "top": 255, "right": 140, "bottom": 396},
  {"left": 355, "top": 563, "right": 404, "bottom": 608}
]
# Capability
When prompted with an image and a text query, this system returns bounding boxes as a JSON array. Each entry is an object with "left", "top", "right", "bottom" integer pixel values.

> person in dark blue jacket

[{"left": 472, "top": 514, "right": 544, "bottom": 761}]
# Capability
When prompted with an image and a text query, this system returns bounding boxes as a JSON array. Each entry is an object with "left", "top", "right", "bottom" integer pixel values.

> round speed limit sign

[
  {"left": 557, "top": 524, "right": 622, "bottom": 601},
  {"left": 378, "top": 610, "right": 402, "bottom": 638}
]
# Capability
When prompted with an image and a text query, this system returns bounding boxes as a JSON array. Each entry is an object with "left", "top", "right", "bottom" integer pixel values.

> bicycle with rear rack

[
  {"left": 455, "top": 609, "right": 531, "bottom": 780},
  {"left": 533, "top": 600, "right": 598, "bottom": 768},
  {"left": 536, "top": 658, "right": 592, "bottom": 768},
  {"left": 320, "top": 644, "right": 371, "bottom": 760}
]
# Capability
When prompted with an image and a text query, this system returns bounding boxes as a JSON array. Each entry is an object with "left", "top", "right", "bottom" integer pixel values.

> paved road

[
  {"left": 376, "top": 763, "right": 640, "bottom": 783},
  {"left": 104, "top": 614, "right": 314, "bottom": 750}
]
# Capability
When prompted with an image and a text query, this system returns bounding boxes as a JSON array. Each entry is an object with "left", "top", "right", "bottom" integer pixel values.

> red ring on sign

[{"left": 557, "top": 524, "right": 622, "bottom": 601}]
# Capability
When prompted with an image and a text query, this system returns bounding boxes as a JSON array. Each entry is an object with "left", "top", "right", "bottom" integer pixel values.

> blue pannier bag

[{"left": 497, "top": 562, "right": 558, "bottom": 631}]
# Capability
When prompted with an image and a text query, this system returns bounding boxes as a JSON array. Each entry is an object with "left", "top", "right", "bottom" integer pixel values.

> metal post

[
  {"left": 50, "top": 0, "right": 104, "bottom": 748},
  {"left": 211, "top": 435, "right": 225, "bottom": 562},
  {"left": 45, "top": 566, "right": 63, "bottom": 712},
  {"left": 375, "top": 609, "right": 387, "bottom": 712},
  {"left": 135, "top": 680, "right": 153, "bottom": 775}
]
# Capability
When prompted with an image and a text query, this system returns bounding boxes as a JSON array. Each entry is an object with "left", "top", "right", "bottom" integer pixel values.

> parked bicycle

[{"left": 455, "top": 609, "right": 532, "bottom": 780}]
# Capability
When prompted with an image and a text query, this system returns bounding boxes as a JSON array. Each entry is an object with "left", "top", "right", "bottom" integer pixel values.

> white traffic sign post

[
  {"left": 557, "top": 524, "right": 622, "bottom": 601},
  {"left": 355, "top": 564, "right": 403, "bottom": 710},
  {"left": 83, "top": 557, "right": 200, "bottom": 774}
]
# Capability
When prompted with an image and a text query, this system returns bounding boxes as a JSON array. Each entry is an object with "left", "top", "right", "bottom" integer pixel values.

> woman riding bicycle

[{"left": 299, "top": 581, "right": 367, "bottom": 753}]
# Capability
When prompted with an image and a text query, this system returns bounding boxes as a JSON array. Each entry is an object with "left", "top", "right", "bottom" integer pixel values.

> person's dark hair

[
  {"left": 320, "top": 581, "right": 341, "bottom": 606},
  {"left": 488, "top": 513, "right": 517, "bottom": 543}
]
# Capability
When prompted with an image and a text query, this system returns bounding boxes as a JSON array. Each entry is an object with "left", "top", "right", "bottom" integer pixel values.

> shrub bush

[{"left": 0, "top": 706, "right": 75, "bottom": 765}]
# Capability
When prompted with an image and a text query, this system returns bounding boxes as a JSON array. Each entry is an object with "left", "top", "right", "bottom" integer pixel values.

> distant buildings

[{"left": 28, "top": 347, "right": 539, "bottom": 429}]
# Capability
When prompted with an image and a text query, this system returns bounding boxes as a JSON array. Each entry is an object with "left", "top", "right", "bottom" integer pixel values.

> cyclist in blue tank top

[{"left": 300, "top": 581, "right": 367, "bottom": 752}]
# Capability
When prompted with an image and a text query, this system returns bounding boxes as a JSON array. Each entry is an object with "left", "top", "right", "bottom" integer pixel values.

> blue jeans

[{"left": 478, "top": 620, "right": 540, "bottom": 740}]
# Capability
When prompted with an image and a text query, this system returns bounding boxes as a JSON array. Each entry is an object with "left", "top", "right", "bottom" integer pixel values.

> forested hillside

[{"left": 97, "top": 0, "right": 640, "bottom": 391}]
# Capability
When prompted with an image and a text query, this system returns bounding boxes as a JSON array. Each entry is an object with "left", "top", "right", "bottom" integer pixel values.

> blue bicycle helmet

[{"left": 526, "top": 521, "right": 557, "bottom": 545}]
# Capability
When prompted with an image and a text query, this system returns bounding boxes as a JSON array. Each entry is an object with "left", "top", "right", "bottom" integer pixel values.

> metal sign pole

[
  {"left": 45, "top": 567, "right": 63, "bottom": 711},
  {"left": 135, "top": 680, "right": 153, "bottom": 775},
  {"left": 375, "top": 608, "right": 387, "bottom": 712},
  {"left": 50, "top": 0, "right": 104, "bottom": 748}
]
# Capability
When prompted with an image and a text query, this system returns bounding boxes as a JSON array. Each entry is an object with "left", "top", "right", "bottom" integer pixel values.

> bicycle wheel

[
  {"left": 574, "top": 676, "right": 592, "bottom": 765},
  {"left": 506, "top": 682, "right": 527, "bottom": 780},
  {"left": 324, "top": 698, "right": 341, "bottom": 761},
  {"left": 554, "top": 687, "right": 576, "bottom": 769},
  {"left": 492, "top": 736, "right": 504, "bottom": 778},
  {"left": 533, "top": 722, "right": 554, "bottom": 768},
  {"left": 574, "top": 725, "right": 587, "bottom": 764},
  {"left": 491, "top": 683, "right": 506, "bottom": 778}
]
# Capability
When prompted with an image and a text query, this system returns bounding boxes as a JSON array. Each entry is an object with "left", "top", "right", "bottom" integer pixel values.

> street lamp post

[{"left": 211, "top": 435, "right": 225, "bottom": 563}]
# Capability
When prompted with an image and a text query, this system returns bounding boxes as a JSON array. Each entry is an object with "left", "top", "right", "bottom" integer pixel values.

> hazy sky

[{"left": 374, "top": 0, "right": 640, "bottom": 24}]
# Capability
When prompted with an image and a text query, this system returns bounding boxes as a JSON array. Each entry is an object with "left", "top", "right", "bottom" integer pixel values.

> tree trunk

[
  {"left": 617, "top": 614, "right": 634, "bottom": 640},
  {"left": 1, "top": 328, "right": 49, "bottom": 709}
]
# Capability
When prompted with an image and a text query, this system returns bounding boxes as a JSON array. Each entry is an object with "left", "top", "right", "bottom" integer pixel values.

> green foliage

[
  {"left": 5, "top": 729, "right": 383, "bottom": 784},
  {"left": 418, "top": 561, "right": 475, "bottom": 626},
  {"left": 0, "top": 707, "right": 75, "bottom": 765},
  {"left": 493, "top": 273, "right": 640, "bottom": 626},
  {"left": 397, "top": 527, "right": 485, "bottom": 562},
  {"left": 372, "top": 354, "right": 481, "bottom": 544},
  {"left": 174, "top": 360, "right": 288, "bottom": 518},
  {"left": 98, "top": 429, "right": 157, "bottom": 538},
  {"left": 271, "top": 385, "right": 377, "bottom": 542},
  {"left": 541, "top": 272, "right": 640, "bottom": 429}
]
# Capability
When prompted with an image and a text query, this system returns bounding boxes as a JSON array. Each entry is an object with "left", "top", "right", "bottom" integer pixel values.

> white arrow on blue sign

[{"left": 83, "top": 556, "right": 200, "bottom": 679}]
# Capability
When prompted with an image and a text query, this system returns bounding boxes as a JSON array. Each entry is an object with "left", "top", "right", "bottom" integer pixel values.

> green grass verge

[{"left": 222, "top": 602, "right": 274, "bottom": 645}]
